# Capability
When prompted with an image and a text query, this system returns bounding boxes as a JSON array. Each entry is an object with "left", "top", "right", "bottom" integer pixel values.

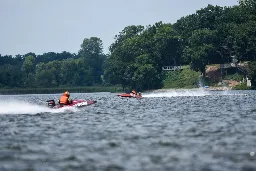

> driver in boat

[
  {"left": 59, "top": 91, "right": 72, "bottom": 105},
  {"left": 131, "top": 90, "right": 137, "bottom": 97}
]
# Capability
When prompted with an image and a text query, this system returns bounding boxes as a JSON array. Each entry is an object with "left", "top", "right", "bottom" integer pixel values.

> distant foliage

[
  {"left": 0, "top": 38, "right": 106, "bottom": 88},
  {"left": 163, "top": 69, "right": 201, "bottom": 88},
  {"left": 224, "top": 73, "right": 244, "bottom": 82},
  {"left": 232, "top": 83, "right": 250, "bottom": 90}
]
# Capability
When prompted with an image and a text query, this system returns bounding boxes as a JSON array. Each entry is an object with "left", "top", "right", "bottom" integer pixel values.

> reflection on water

[{"left": 0, "top": 90, "right": 255, "bottom": 171}]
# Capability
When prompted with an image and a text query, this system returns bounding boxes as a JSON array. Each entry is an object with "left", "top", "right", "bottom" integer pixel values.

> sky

[{"left": 0, "top": 0, "right": 238, "bottom": 56}]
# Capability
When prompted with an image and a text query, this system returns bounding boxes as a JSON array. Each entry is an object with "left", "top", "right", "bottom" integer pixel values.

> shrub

[
  {"left": 163, "top": 68, "right": 201, "bottom": 88},
  {"left": 232, "top": 83, "right": 250, "bottom": 90}
]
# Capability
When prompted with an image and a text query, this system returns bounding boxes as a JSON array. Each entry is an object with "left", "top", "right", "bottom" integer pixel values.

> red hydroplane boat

[{"left": 117, "top": 93, "right": 142, "bottom": 98}]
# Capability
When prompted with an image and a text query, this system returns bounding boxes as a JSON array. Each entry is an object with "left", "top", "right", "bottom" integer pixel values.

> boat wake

[
  {"left": 0, "top": 100, "right": 78, "bottom": 115},
  {"left": 143, "top": 89, "right": 211, "bottom": 98},
  {"left": 143, "top": 88, "right": 248, "bottom": 98}
]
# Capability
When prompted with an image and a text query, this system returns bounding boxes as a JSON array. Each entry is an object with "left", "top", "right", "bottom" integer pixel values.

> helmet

[
  {"left": 64, "top": 91, "right": 70, "bottom": 96},
  {"left": 132, "top": 90, "right": 136, "bottom": 94}
]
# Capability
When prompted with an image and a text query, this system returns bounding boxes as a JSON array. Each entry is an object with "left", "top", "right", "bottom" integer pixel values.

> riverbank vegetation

[
  {"left": 1, "top": 0, "right": 256, "bottom": 93},
  {"left": 163, "top": 68, "right": 201, "bottom": 89}
]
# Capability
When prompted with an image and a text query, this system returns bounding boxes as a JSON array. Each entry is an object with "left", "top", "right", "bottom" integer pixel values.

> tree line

[
  {"left": 1, "top": 0, "right": 256, "bottom": 90},
  {"left": 0, "top": 37, "right": 105, "bottom": 88}
]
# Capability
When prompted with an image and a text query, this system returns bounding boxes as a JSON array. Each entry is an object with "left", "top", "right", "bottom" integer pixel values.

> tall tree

[
  {"left": 21, "top": 55, "right": 35, "bottom": 87},
  {"left": 78, "top": 37, "right": 106, "bottom": 84}
]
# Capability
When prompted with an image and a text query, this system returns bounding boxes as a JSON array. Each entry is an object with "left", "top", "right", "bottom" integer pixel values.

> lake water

[{"left": 0, "top": 89, "right": 255, "bottom": 171}]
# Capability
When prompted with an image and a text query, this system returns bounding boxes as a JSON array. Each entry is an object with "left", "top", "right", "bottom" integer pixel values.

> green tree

[
  {"left": 105, "top": 26, "right": 145, "bottom": 89},
  {"left": 21, "top": 55, "right": 35, "bottom": 87},
  {"left": 78, "top": 37, "right": 106, "bottom": 84},
  {"left": 183, "top": 29, "right": 217, "bottom": 77},
  {"left": 36, "top": 70, "right": 56, "bottom": 87}
]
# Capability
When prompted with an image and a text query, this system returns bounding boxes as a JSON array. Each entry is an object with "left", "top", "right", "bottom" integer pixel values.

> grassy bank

[{"left": 0, "top": 86, "right": 123, "bottom": 95}]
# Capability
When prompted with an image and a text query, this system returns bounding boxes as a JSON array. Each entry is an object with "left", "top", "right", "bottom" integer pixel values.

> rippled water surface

[{"left": 0, "top": 89, "right": 256, "bottom": 171}]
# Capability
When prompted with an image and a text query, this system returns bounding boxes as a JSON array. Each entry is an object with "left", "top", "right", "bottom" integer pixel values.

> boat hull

[
  {"left": 117, "top": 93, "right": 142, "bottom": 98},
  {"left": 46, "top": 99, "right": 97, "bottom": 109}
]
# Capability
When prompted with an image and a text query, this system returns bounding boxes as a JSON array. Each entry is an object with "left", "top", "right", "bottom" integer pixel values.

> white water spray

[
  {"left": 142, "top": 88, "right": 248, "bottom": 98},
  {"left": 142, "top": 89, "right": 211, "bottom": 98},
  {"left": 0, "top": 100, "right": 78, "bottom": 115}
]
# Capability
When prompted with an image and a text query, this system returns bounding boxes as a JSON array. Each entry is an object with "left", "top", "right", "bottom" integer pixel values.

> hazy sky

[{"left": 0, "top": 0, "right": 238, "bottom": 56}]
